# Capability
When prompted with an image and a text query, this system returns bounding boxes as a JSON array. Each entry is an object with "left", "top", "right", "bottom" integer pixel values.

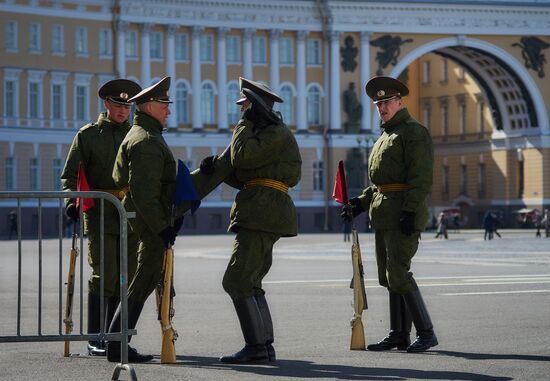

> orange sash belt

[
  {"left": 244, "top": 178, "right": 289, "bottom": 193},
  {"left": 376, "top": 183, "right": 410, "bottom": 193}
]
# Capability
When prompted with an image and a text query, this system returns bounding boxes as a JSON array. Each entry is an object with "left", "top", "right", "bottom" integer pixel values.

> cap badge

[
  {"left": 120, "top": 92, "right": 128, "bottom": 100},
  {"left": 377, "top": 90, "right": 385, "bottom": 97}
]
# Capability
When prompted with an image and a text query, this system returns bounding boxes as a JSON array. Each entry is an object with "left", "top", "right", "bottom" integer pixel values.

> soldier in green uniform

[
  {"left": 343, "top": 76, "right": 438, "bottom": 353},
  {"left": 61, "top": 79, "right": 141, "bottom": 356},
  {"left": 106, "top": 77, "right": 183, "bottom": 363},
  {"left": 207, "top": 78, "right": 302, "bottom": 364}
]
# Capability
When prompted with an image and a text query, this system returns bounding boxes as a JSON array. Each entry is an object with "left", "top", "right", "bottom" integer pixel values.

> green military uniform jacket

[
  {"left": 61, "top": 112, "right": 131, "bottom": 234},
  {"left": 113, "top": 111, "right": 176, "bottom": 236},
  {"left": 358, "top": 108, "right": 433, "bottom": 231},
  {"left": 228, "top": 116, "right": 302, "bottom": 237}
]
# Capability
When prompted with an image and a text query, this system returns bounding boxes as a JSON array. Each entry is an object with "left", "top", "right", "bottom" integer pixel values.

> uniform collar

[
  {"left": 133, "top": 110, "right": 164, "bottom": 134},
  {"left": 97, "top": 112, "right": 130, "bottom": 130},
  {"left": 380, "top": 107, "right": 410, "bottom": 130}
]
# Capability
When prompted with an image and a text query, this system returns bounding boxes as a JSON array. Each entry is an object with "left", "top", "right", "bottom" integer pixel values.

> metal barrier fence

[{"left": 0, "top": 191, "right": 138, "bottom": 381}]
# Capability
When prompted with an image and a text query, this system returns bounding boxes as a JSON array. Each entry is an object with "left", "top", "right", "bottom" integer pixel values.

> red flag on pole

[
  {"left": 332, "top": 160, "right": 349, "bottom": 204},
  {"left": 76, "top": 162, "right": 94, "bottom": 212}
]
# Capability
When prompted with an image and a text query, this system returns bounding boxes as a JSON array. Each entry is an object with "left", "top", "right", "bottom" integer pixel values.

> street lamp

[{"left": 356, "top": 136, "right": 374, "bottom": 232}]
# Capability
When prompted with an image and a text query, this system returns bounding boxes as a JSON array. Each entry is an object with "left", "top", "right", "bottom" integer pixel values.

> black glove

[
  {"left": 400, "top": 211, "right": 416, "bottom": 236},
  {"left": 341, "top": 197, "right": 365, "bottom": 222},
  {"left": 199, "top": 155, "right": 217, "bottom": 175},
  {"left": 173, "top": 216, "right": 184, "bottom": 234},
  {"left": 66, "top": 203, "right": 79, "bottom": 220},
  {"left": 159, "top": 226, "right": 176, "bottom": 249}
]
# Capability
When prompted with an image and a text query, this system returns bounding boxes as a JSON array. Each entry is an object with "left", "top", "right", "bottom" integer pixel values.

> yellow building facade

[{"left": 1, "top": 0, "right": 549, "bottom": 235}]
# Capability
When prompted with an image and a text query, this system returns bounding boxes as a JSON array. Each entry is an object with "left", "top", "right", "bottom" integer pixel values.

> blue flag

[{"left": 175, "top": 160, "right": 201, "bottom": 214}]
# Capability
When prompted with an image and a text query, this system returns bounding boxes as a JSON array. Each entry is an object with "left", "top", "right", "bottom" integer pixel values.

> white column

[
  {"left": 269, "top": 29, "right": 281, "bottom": 93},
  {"left": 329, "top": 31, "right": 341, "bottom": 131},
  {"left": 166, "top": 24, "right": 177, "bottom": 128},
  {"left": 296, "top": 30, "right": 308, "bottom": 132},
  {"left": 360, "top": 31, "right": 372, "bottom": 132},
  {"left": 115, "top": 21, "right": 127, "bottom": 78},
  {"left": 243, "top": 28, "right": 254, "bottom": 79},
  {"left": 217, "top": 27, "right": 229, "bottom": 131},
  {"left": 191, "top": 26, "right": 203, "bottom": 130},
  {"left": 140, "top": 23, "right": 152, "bottom": 87}
]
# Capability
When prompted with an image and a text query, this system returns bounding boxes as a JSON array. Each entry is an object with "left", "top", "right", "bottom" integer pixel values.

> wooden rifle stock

[
  {"left": 155, "top": 247, "right": 177, "bottom": 363},
  {"left": 350, "top": 228, "right": 368, "bottom": 350},
  {"left": 63, "top": 230, "right": 79, "bottom": 357}
]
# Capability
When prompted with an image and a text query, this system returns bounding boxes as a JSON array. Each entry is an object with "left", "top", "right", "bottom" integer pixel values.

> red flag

[
  {"left": 76, "top": 162, "right": 94, "bottom": 212},
  {"left": 332, "top": 160, "right": 349, "bottom": 204}
]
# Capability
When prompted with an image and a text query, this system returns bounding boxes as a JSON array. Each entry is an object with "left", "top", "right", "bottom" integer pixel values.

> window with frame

[
  {"left": 306, "top": 39, "right": 321, "bottom": 65},
  {"left": 440, "top": 57, "right": 448, "bottom": 83},
  {"left": 307, "top": 86, "right": 321, "bottom": 125},
  {"left": 4, "top": 80, "right": 16, "bottom": 118},
  {"left": 460, "top": 163, "right": 467, "bottom": 195},
  {"left": 442, "top": 164, "right": 449, "bottom": 195},
  {"left": 52, "top": 158, "right": 63, "bottom": 191},
  {"left": 440, "top": 101, "right": 448, "bottom": 137},
  {"left": 150, "top": 31, "right": 162, "bottom": 59},
  {"left": 125, "top": 30, "right": 137, "bottom": 57},
  {"left": 252, "top": 37, "right": 266, "bottom": 64},
  {"left": 458, "top": 102, "right": 466, "bottom": 135},
  {"left": 75, "top": 85, "right": 88, "bottom": 121},
  {"left": 29, "top": 23, "right": 41, "bottom": 52},
  {"left": 52, "top": 24, "right": 64, "bottom": 54},
  {"left": 99, "top": 28, "right": 112, "bottom": 57},
  {"left": 422, "top": 103, "right": 431, "bottom": 131},
  {"left": 29, "top": 157, "right": 39, "bottom": 191},
  {"left": 478, "top": 101, "right": 485, "bottom": 134},
  {"left": 201, "top": 83, "right": 215, "bottom": 124},
  {"left": 200, "top": 34, "right": 213, "bottom": 62},
  {"left": 227, "top": 82, "right": 240, "bottom": 125},
  {"left": 5, "top": 21, "right": 18, "bottom": 51},
  {"left": 226, "top": 35, "right": 240, "bottom": 63},
  {"left": 280, "top": 85, "right": 293, "bottom": 125},
  {"left": 478, "top": 162, "right": 486, "bottom": 198},
  {"left": 313, "top": 161, "right": 324, "bottom": 191},
  {"left": 279, "top": 38, "right": 293, "bottom": 64},
  {"left": 422, "top": 61, "right": 430, "bottom": 84},
  {"left": 52, "top": 83, "right": 63, "bottom": 120},
  {"left": 29, "top": 82, "right": 40, "bottom": 118},
  {"left": 175, "top": 82, "right": 189, "bottom": 124},
  {"left": 75, "top": 27, "right": 88, "bottom": 55},
  {"left": 5, "top": 157, "right": 15, "bottom": 191},
  {"left": 175, "top": 33, "right": 188, "bottom": 60}
]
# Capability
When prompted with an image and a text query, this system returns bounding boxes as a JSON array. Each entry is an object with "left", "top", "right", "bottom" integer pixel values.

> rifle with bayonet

[{"left": 63, "top": 223, "right": 79, "bottom": 357}]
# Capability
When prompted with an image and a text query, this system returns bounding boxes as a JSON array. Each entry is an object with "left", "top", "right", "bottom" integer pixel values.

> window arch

[
  {"left": 201, "top": 82, "right": 215, "bottom": 124},
  {"left": 175, "top": 82, "right": 189, "bottom": 124},
  {"left": 307, "top": 85, "right": 321, "bottom": 125},
  {"left": 227, "top": 81, "right": 240, "bottom": 125},
  {"left": 280, "top": 84, "right": 294, "bottom": 125}
]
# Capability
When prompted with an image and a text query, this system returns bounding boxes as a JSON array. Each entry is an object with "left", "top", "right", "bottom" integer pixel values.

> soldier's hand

[
  {"left": 199, "top": 155, "right": 217, "bottom": 175},
  {"left": 399, "top": 211, "right": 416, "bottom": 236},
  {"left": 341, "top": 197, "right": 364, "bottom": 222},
  {"left": 173, "top": 216, "right": 184, "bottom": 234},
  {"left": 159, "top": 226, "right": 176, "bottom": 249},
  {"left": 66, "top": 203, "right": 79, "bottom": 220}
]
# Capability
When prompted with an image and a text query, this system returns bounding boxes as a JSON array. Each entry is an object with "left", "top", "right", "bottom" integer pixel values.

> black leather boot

[
  {"left": 255, "top": 294, "right": 276, "bottom": 362},
  {"left": 106, "top": 299, "right": 153, "bottom": 363},
  {"left": 367, "top": 291, "right": 411, "bottom": 351},
  {"left": 87, "top": 292, "right": 106, "bottom": 356},
  {"left": 219, "top": 297, "right": 269, "bottom": 364},
  {"left": 403, "top": 287, "right": 438, "bottom": 353}
]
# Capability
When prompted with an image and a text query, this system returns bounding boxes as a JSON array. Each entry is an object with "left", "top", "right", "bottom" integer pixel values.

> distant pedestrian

[
  {"left": 8, "top": 210, "right": 17, "bottom": 240},
  {"left": 343, "top": 219, "right": 351, "bottom": 242},
  {"left": 535, "top": 213, "right": 542, "bottom": 237},
  {"left": 434, "top": 212, "right": 448, "bottom": 239},
  {"left": 453, "top": 215, "right": 460, "bottom": 233},
  {"left": 542, "top": 209, "right": 549, "bottom": 238},
  {"left": 483, "top": 212, "right": 495, "bottom": 240}
]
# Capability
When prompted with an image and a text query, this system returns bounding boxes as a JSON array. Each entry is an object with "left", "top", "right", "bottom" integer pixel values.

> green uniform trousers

[
  {"left": 88, "top": 231, "right": 138, "bottom": 298},
  {"left": 222, "top": 228, "right": 280, "bottom": 300},
  {"left": 127, "top": 228, "right": 165, "bottom": 303},
  {"left": 374, "top": 229, "right": 420, "bottom": 294}
]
